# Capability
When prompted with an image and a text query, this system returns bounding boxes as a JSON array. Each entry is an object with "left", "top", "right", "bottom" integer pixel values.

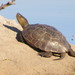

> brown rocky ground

[{"left": 0, "top": 16, "right": 75, "bottom": 75}]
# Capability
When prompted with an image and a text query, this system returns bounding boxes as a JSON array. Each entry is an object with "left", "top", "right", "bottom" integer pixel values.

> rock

[{"left": 0, "top": 15, "right": 75, "bottom": 75}]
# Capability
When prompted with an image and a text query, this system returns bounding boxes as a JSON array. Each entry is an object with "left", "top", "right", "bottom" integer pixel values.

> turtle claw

[{"left": 53, "top": 53, "right": 66, "bottom": 60}]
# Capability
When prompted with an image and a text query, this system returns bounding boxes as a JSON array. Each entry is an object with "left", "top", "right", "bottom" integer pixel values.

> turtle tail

[{"left": 68, "top": 49, "right": 75, "bottom": 57}]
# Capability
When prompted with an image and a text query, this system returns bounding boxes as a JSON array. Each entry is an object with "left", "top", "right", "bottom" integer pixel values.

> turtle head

[{"left": 16, "top": 13, "right": 29, "bottom": 29}]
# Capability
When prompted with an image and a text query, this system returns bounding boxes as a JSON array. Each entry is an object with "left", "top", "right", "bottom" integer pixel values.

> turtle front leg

[
  {"left": 19, "top": 32, "right": 24, "bottom": 43},
  {"left": 16, "top": 32, "right": 25, "bottom": 43},
  {"left": 38, "top": 52, "right": 52, "bottom": 58}
]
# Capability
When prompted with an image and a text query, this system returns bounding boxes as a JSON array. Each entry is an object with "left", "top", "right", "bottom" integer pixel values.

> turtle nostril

[{"left": 16, "top": 13, "right": 21, "bottom": 17}]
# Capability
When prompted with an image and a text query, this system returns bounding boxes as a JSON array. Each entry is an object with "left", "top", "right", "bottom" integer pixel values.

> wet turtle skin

[{"left": 16, "top": 13, "right": 75, "bottom": 60}]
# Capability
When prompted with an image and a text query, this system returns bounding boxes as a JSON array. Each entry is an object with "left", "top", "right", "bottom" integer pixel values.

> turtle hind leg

[
  {"left": 54, "top": 53, "right": 66, "bottom": 60},
  {"left": 38, "top": 52, "right": 52, "bottom": 58},
  {"left": 68, "top": 49, "right": 75, "bottom": 57}
]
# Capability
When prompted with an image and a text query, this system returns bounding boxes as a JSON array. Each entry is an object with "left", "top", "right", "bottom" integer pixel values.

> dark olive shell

[{"left": 22, "top": 24, "right": 70, "bottom": 53}]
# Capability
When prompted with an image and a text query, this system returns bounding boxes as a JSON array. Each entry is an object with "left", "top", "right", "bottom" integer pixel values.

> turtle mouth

[
  {"left": 16, "top": 13, "right": 22, "bottom": 18},
  {"left": 16, "top": 13, "right": 26, "bottom": 20}
]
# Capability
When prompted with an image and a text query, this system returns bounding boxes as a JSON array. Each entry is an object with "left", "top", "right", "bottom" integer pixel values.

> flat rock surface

[{"left": 0, "top": 16, "right": 75, "bottom": 75}]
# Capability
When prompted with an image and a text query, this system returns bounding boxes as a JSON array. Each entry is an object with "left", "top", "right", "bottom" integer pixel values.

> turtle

[{"left": 16, "top": 13, "right": 75, "bottom": 60}]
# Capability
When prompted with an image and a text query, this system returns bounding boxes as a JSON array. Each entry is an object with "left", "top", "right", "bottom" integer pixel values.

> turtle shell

[{"left": 22, "top": 24, "right": 70, "bottom": 53}]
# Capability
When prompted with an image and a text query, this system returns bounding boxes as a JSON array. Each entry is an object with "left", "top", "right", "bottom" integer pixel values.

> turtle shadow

[
  {"left": 3, "top": 24, "right": 42, "bottom": 52},
  {"left": 3, "top": 24, "right": 22, "bottom": 42}
]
